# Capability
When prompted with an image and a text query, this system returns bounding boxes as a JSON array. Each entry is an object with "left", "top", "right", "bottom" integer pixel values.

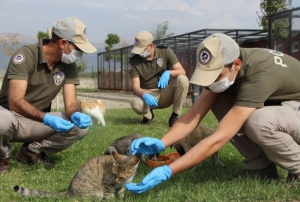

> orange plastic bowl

[
  {"left": 167, "top": 152, "right": 180, "bottom": 161},
  {"left": 147, "top": 155, "right": 172, "bottom": 168}
]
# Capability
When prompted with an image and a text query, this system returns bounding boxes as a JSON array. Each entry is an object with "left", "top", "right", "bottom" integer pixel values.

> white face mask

[
  {"left": 139, "top": 50, "right": 151, "bottom": 58},
  {"left": 208, "top": 69, "right": 235, "bottom": 93},
  {"left": 61, "top": 42, "right": 83, "bottom": 64}
]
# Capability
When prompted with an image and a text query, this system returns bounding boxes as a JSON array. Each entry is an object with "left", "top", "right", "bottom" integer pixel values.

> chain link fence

[
  {"left": 97, "top": 29, "right": 270, "bottom": 92},
  {"left": 268, "top": 7, "right": 300, "bottom": 59}
]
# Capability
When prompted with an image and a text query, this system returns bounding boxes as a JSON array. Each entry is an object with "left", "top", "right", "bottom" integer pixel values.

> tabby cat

[
  {"left": 13, "top": 151, "right": 140, "bottom": 200},
  {"left": 172, "top": 125, "right": 225, "bottom": 167},
  {"left": 80, "top": 99, "right": 106, "bottom": 126}
]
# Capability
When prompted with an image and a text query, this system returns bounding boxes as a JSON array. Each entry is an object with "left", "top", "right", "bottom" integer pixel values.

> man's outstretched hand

[
  {"left": 126, "top": 165, "right": 172, "bottom": 194},
  {"left": 130, "top": 137, "right": 165, "bottom": 155}
]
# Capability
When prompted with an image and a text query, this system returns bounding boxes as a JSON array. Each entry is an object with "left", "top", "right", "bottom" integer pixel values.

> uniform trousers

[
  {"left": 130, "top": 75, "right": 189, "bottom": 119},
  {"left": 0, "top": 106, "right": 88, "bottom": 159},
  {"left": 211, "top": 89, "right": 300, "bottom": 174}
]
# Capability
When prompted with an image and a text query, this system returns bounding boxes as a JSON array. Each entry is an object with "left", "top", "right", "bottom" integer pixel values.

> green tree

[
  {"left": 0, "top": 33, "right": 21, "bottom": 56},
  {"left": 104, "top": 33, "right": 120, "bottom": 51},
  {"left": 37, "top": 31, "right": 49, "bottom": 41},
  {"left": 76, "top": 59, "right": 88, "bottom": 72},
  {"left": 104, "top": 33, "right": 120, "bottom": 61},
  {"left": 151, "top": 21, "right": 175, "bottom": 40},
  {"left": 256, "top": 0, "right": 292, "bottom": 49}
]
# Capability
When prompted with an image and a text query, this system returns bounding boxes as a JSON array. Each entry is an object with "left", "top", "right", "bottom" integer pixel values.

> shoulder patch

[
  {"left": 156, "top": 44, "right": 168, "bottom": 49},
  {"left": 53, "top": 71, "right": 65, "bottom": 86},
  {"left": 13, "top": 53, "right": 25, "bottom": 64}
]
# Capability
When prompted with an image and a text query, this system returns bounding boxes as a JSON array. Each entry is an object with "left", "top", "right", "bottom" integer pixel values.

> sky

[
  {"left": 0, "top": 0, "right": 300, "bottom": 71},
  {"left": 1, "top": 0, "right": 300, "bottom": 48}
]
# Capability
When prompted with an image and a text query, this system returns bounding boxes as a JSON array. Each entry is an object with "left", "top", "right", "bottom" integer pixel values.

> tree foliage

[
  {"left": 0, "top": 33, "right": 21, "bottom": 56},
  {"left": 104, "top": 33, "right": 120, "bottom": 51},
  {"left": 76, "top": 59, "right": 88, "bottom": 72},
  {"left": 151, "top": 21, "right": 175, "bottom": 40},
  {"left": 256, "top": 0, "right": 292, "bottom": 39},
  {"left": 104, "top": 33, "right": 120, "bottom": 61},
  {"left": 37, "top": 31, "right": 49, "bottom": 41}
]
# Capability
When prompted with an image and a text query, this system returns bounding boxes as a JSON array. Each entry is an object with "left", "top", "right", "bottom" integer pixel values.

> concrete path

[{"left": 51, "top": 91, "right": 192, "bottom": 110}]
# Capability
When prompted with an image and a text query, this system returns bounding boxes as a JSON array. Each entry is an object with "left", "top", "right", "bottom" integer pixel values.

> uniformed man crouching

[{"left": 129, "top": 30, "right": 189, "bottom": 127}]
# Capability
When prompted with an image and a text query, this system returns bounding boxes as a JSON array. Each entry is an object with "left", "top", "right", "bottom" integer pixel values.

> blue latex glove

[
  {"left": 43, "top": 113, "right": 74, "bottom": 133},
  {"left": 158, "top": 71, "right": 171, "bottom": 89},
  {"left": 130, "top": 137, "right": 165, "bottom": 155},
  {"left": 126, "top": 165, "right": 172, "bottom": 194},
  {"left": 71, "top": 112, "right": 92, "bottom": 129},
  {"left": 142, "top": 94, "right": 158, "bottom": 108}
]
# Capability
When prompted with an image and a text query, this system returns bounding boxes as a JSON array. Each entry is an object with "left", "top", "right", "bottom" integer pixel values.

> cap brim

[
  {"left": 190, "top": 66, "right": 223, "bottom": 86},
  {"left": 131, "top": 46, "right": 145, "bottom": 54},
  {"left": 75, "top": 42, "right": 97, "bottom": 54}
]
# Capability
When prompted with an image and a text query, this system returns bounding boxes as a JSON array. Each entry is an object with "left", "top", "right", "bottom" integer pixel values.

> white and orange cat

[{"left": 80, "top": 99, "right": 106, "bottom": 126}]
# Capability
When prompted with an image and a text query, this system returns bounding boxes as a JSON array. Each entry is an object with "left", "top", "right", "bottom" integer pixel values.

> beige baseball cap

[
  {"left": 190, "top": 33, "right": 240, "bottom": 86},
  {"left": 52, "top": 17, "right": 97, "bottom": 54},
  {"left": 131, "top": 31, "right": 153, "bottom": 54}
]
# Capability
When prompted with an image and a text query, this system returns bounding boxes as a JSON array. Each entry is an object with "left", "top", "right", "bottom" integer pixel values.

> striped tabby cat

[{"left": 13, "top": 151, "right": 140, "bottom": 200}]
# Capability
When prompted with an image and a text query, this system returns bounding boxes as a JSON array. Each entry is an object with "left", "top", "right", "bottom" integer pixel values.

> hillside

[
  {"left": 0, "top": 51, "right": 10, "bottom": 70},
  {"left": 0, "top": 34, "right": 105, "bottom": 71},
  {"left": 0, "top": 69, "right": 5, "bottom": 78},
  {"left": 0, "top": 48, "right": 102, "bottom": 72}
]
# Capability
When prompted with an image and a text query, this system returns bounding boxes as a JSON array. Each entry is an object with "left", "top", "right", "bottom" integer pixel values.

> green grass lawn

[{"left": 1, "top": 107, "right": 299, "bottom": 202}]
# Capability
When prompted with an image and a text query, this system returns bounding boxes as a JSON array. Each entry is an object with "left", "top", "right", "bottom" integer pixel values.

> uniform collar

[
  {"left": 238, "top": 48, "right": 246, "bottom": 77},
  {"left": 153, "top": 46, "right": 160, "bottom": 60},
  {"left": 39, "top": 38, "right": 67, "bottom": 73},
  {"left": 38, "top": 38, "right": 48, "bottom": 64}
]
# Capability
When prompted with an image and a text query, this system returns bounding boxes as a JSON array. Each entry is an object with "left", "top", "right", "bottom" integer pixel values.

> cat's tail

[{"left": 13, "top": 185, "right": 68, "bottom": 198}]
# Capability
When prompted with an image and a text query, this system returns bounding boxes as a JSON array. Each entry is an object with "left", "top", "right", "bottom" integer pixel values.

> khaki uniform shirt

[
  {"left": 129, "top": 46, "right": 179, "bottom": 89},
  {"left": 0, "top": 38, "right": 80, "bottom": 111},
  {"left": 234, "top": 48, "right": 300, "bottom": 108}
]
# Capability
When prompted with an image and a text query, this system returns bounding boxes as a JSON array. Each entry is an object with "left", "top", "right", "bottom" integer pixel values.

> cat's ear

[{"left": 129, "top": 158, "right": 140, "bottom": 167}]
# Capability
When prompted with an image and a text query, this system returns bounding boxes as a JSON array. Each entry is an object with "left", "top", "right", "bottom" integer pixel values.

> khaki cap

[
  {"left": 190, "top": 33, "right": 240, "bottom": 86},
  {"left": 131, "top": 31, "right": 153, "bottom": 54},
  {"left": 52, "top": 17, "right": 97, "bottom": 54}
]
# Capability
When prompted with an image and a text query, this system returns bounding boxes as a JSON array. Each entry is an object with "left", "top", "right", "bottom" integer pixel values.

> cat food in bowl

[{"left": 147, "top": 155, "right": 172, "bottom": 168}]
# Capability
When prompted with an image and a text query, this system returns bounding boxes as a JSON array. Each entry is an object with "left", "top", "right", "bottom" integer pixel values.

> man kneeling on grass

[
  {"left": 0, "top": 17, "right": 96, "bottom": 173},
  {"left": 126, "top": 33, "right": 300, "bottom": 194}
]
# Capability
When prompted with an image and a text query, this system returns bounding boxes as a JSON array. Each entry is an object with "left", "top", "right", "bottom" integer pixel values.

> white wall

[{"left": 77, "top": 78, "right": 98, "bottom": 89}]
